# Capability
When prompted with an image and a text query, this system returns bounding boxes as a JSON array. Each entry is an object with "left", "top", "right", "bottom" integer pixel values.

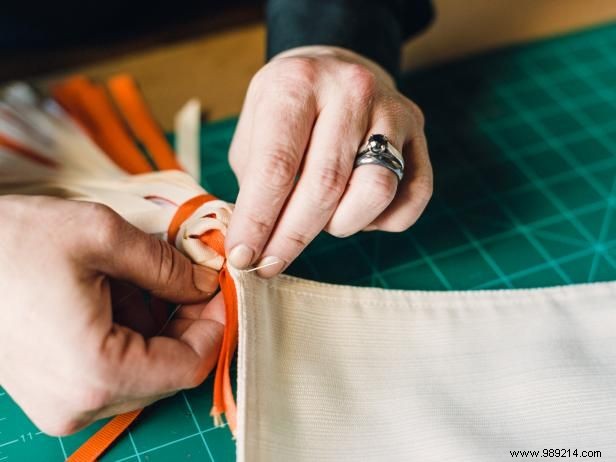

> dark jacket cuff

[{"left": 266, "top": 0, "right": 433, "bottom": 78}]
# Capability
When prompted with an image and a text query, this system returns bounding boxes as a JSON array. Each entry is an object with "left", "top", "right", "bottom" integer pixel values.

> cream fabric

[{"left": 232, "top": 269, "right": 616, "bottom": 462}]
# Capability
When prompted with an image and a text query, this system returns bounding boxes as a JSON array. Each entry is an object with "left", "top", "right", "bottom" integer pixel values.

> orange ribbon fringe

[
  {"left": 52, "top": 76, "right": 154, "bottom": 174},
  {"left": 59, "top": 76, "right": 238, "bottom": 462},
  {"left": 166, "top": 193, "right": 239, "bottom": 432}
]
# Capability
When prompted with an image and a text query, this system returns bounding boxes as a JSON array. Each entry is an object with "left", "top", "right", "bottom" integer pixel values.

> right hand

[
  {"left": 0, "top": 195, "right": 224, "bottom": 435},
  {"left": 225, "top": 46, "right": 432, "bottom": 277}
]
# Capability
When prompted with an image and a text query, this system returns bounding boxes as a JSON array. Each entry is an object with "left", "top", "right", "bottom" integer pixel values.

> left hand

[
  {"left": 0, "top": 196, "right": 223, "bottom": 435},
  {"left": 225, "top": 45, "right": 433, "bottom": 277}
]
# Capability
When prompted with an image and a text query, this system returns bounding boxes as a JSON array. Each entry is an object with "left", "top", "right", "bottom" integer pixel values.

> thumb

[{"left": 85, "top": 207, "right": 219, "bottom": 303}]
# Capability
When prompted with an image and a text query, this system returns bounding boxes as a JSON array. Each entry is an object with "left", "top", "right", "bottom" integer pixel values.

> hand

[
  {"left": 226, "top": 45, "right": 432, "bottom": 277},
  {"left": 0, "top": 196, "right": 224, "bottom": 436}
]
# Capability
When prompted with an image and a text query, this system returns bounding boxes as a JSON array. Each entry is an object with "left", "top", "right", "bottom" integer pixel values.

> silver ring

[{"left": 354, "top": 134, "right": 405, "bottom": 181}]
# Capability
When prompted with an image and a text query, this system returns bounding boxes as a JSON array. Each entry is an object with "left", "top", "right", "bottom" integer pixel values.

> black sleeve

[{"left": 265, "top": 0, "right": 434, "bottom": 78}]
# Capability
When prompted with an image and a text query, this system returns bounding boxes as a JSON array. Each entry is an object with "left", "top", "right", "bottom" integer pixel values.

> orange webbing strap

[
  {"left": 66, "top": 409, "right": 142, "bottom": 462},
  {"left": 51, "top": 76, "right": 153, "bottom": 174},
  {"left": 107, "top": 75, "right": 183, "bottom": 171},
  {"left": 167, "top": 195, "right": 239, "bottom": 434},
  {"left": 211, "top": 264, "right": 238, "bottom": 433},
  {"left": 0, "top": 134, "right": 58, "bottom": 168}
]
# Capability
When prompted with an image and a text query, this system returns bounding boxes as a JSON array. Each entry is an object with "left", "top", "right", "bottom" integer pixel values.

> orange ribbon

[
  {"left": 66, "top": 410, "right": 142, "bottom": 462},
  {"left": 107, "top": 75, "right": 183, "bottom": 172},
  {"left": 52, "top": 76, "right": 154, "bottom": 174},
  {"left": 166, "top": 194, "right": 239, "bottom": 431}
]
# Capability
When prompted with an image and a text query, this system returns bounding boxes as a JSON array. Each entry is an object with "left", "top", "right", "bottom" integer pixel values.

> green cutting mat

[{"left": 2, "top": 21, "right": 616, "bottom": 462}]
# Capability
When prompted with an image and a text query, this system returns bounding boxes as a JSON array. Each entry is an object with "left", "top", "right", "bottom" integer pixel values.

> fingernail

[
  {"left": 228, "top": 244, "right": 254, "bottom": 269},
  {"left": 255, "top": 256, "right": 285, "bottom": 278},
  {"left": 193, "top": 265, "right": 219, "bottom": 293}
]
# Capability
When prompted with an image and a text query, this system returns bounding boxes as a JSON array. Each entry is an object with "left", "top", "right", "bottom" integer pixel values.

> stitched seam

[{"left": 252, "top": 276, "right": 616, "bottom": 309}]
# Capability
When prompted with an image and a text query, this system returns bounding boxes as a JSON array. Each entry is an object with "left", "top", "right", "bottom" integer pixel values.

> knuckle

[
  {"left": 386, "top": 96, "right": 423, "bottom": 125},
  {"left": 243, "top": 210, "right": 274, "bottom": 239},
  {"left": 275, "top": 56, "right": 319, "bottom": 87},
  {"left": 271, "top": 83, "right": 313, "bottom": 112},
  {"left": 387, "top": 100, "right": 408, "bottom": 120},
  {"left": 247, "top": 66, "right": 269, "bottom": 93},
  {"left": 345, "top": 64, "right": 378, "bottom": 103},
  {"left": 407, "top": 99, "right": 425, "bottom": 129},
  {"left": 154, "top": 240, "right": 181, "bottom": 285},
  {"left": 258, "top": 148, "right": 299, "bottom": 191},
  {"left": 311, "top": 165, "right": 348, "bottom": 210},
  {"left": 253, "top": 57, "right": 318, "bottom": 97},
  {"left": 381, "top": 97, "right": 425, "bottom": 135},
  {"left": 87, "top": 203, "right": 122, "bottom": 248},
  {"left": 282, "top": 229, "right": 313, "bottom": 251}
]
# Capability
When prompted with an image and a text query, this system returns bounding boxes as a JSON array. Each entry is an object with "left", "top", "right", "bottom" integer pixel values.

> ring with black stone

[{"left": 354, "top": 134, "right": 405, "bottom": 181}]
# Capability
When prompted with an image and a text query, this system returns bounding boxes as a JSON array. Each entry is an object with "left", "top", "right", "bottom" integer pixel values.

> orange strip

[
  {"left": 52, "top": 76, "right": 153, "bottom": 174},
  {"left": 0, "top": 134, "right": 58, "bottom": 168},
  {"left": 211, "top": 264, "right": 238, "bottom": 433},
  {"left": 169, "top": 195, "right": 238, "bottom": 434},
  {"left": 166, "top": 194, "right": 216, "bottom": 244},
  {"left": 107, "top": 75, "right": 183, "bottom": 171},
  {"left": 66, "top": 409, "right": 142, "bottom": 462},
  {"left": 50, "top": 75, "right": 96, "bottom": 137}
]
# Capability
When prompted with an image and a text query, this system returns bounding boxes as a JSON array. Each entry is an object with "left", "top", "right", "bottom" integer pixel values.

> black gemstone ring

[{"left": 354, "top": 134, "right": 405, "bottom": 181}]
